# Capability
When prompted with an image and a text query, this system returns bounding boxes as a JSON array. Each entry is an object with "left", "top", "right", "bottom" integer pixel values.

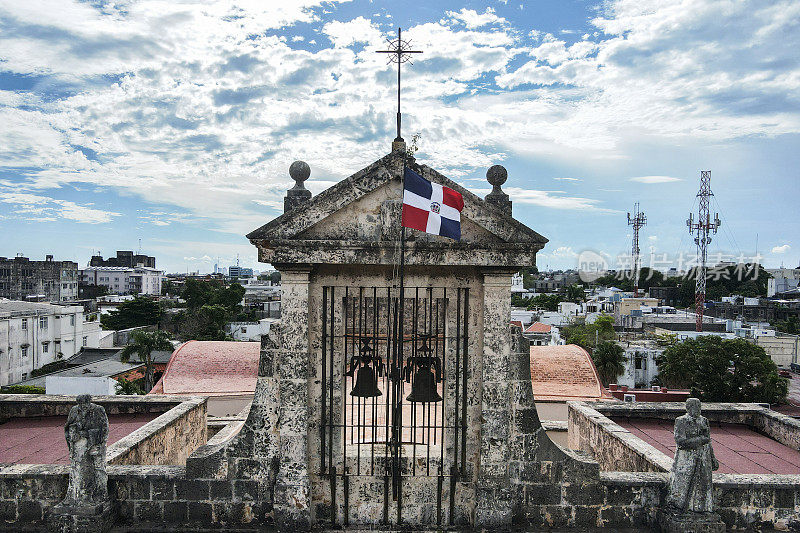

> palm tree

[
  {"left": 115, "top": 377, "right": 144, "bottom": 395},
  {"left": 120, "top": 330, "right": 173, "bottom": 393},
  {"left": 591, "top": 341, "right": 627, "bottom": 386}
]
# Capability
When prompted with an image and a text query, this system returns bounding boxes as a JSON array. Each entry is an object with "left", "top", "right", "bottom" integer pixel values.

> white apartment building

[
  {"left": 80, "top": 266, "right": 163, "bottom": 295},
  {"left": 0, "top": 301, "right": 101, "bottom": 386},
  {"left": 767, "top": 267, "right": 800, "bottom": 297}
]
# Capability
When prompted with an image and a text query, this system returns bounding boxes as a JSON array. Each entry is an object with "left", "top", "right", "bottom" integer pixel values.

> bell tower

[{"left": 213, "top": 151, "right": 584, "bottom": 530}]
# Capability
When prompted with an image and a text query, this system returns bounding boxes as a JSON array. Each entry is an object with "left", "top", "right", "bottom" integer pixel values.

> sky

[{"left": 0, "top": 0, "right": 798, "bottom": 274}]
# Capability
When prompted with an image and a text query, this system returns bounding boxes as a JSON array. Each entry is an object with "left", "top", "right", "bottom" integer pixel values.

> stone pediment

[{"left": 247, "top": 150, "right": 547, "bottom": 268}]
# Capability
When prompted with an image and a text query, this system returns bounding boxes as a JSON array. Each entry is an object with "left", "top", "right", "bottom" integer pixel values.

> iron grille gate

[{"left": 320, "top": 285, "right": 470, "bottom": 525}]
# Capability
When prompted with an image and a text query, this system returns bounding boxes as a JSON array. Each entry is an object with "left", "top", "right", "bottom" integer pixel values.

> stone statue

[
  {"left": 48, "top": 395, "right": 115, "bottom": 533},
  {"left": 64, "top": 394, "right": 109, "bottom": 503},
  {"left": 660, "top": 397, "right": 724, "bottom": 533}
]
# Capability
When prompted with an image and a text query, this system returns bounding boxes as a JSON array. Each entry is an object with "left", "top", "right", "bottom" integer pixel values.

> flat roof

[
  {"left": 613, "top": 417, "right": 800, "bottom": 475},
  {"left": 0, "top": 413, "right": 158, "bottom": 464},
  {"left": 14, "top": 359, "right": 144, "bottom": 388},
  {"left": 0, "top": 300, "right": 82, "bottom": 318}
]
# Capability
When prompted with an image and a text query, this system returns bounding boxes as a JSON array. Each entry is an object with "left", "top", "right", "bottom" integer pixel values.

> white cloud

[
  {"left": 552, "top": 246, "right": 577, "bottom": 258},
  {"left": 0, "top": 0, "right": 797, "bottom": 250},
  {"left": 772, "top": 244, "right": 791, "bottom": 254},
  {"left": 322, "top": 16, "right": 382, "bottom": 48},
  {"left": 629, "top": 176, "right": 683, "bottom": 183},
  {"left": 471, "top": 187, "right": 618, "bottom": 212},
  {"left": 0, "top": 191, "right": 120, "bottom": 223},
  {"left": 553, "top": 177, "right": 582, "bottom": 182},
  {"left": 446, "top": 8, "right": 506, "bottom": 29}
]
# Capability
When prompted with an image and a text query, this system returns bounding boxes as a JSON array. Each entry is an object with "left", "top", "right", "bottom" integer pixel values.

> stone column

[
  {"left": 273, "top": 267, "right": 312, "bottom": 531},
  {"left": 474, "top": 270, "right": 514, "bottom": 527}
]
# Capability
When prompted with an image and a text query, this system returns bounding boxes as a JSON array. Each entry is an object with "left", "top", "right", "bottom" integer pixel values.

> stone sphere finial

[
  {"left": 284, "top": 160, "right": 312, "bottom": 213},
  {"left": 487, "top": 165, "right": 508, "bottom": 187},
  {"left": 289, "top": 160, "right": 310, "bottom": 186},
  {"left": 485, "top": 164, "right": 512, "bottom": 216}
]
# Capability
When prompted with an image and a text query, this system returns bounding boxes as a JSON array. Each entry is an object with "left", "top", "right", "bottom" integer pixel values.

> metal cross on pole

[{"left": 377, "top": 27, "right": 422, "bottom": 142}]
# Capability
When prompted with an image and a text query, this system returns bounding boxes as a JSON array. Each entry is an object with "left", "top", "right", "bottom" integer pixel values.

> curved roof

[
  {"left": 529, "top": 344, "right": 610, "bottom": 401},
  {"left": 150, "top": 341, "right": 260, "bottom": 396}
]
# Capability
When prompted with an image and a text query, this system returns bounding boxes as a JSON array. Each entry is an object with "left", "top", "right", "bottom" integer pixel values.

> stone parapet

[
  {"left": 567, "top": 401, "right": 672, "bottom": 472},
  {"left": 0, "top": 395, "right": 207, "bottom": 468}
]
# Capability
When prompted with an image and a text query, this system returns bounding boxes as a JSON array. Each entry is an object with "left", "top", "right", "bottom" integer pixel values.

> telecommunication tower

[
  {"left": 687, "top": 171, "right": 721, "bottom": 332},
  {"left": 627, "top": 202, "right": 647, "bottom": 297}
]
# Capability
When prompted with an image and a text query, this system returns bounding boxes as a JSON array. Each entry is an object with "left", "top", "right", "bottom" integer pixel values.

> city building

[
  {"left": 0, "top": 301, "right": 101, "bottom": 386},
  {"left": 80, "top": 265, "right": 163, "bottom": 295},
  {"left": 706, "top": 297, "right": 800, "bottom": 323},
  {"left": 90, "top": 250, "right": 156, "bottom": 269},
  {"left": 0, "top": 255, "right": 78, "bottom": 302},
  {"left": 523, "top": 321, "right": 562, "bottom": 345},
  {"left": 648, "top": 286, "right": 681, "bottom": 307},
  {"left": 228, "top": 265, "right": 254, "bottom": 278},
  {"left": 242, "top": 279, "right": 281, "bottom": 318},
  {"left": 615, "top": 338, "right": 664, "bottom": 389},
  {"left": 511, "top": 272, "right": 527, "bottom": 292},
  {"left": 614, "top": 297, "right": 659, "bottom": 318},
  {"left": 225, "top": 318, "right": 277, "bottom": 341},
  {"left": 767, "top": 266, "right": 800, "bottom": 297}
]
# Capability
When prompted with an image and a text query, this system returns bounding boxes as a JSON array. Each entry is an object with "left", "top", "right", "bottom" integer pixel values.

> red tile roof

[
  {"left": 0, "top": 414, "right": 156, "bottom": 464},
  {"left": 525, "top": 321, "right": 551, "bottom": 333},
  {"left": 613, "top": 417, "right": 800, "bottom": 475},
  {"left": 510, "top": 320, "right": 524, "bottom": 329},
  {"left": 149, "top": 341, "right": 260, "bottom": 396},
  {"left": 530, "top": 344, "right": 611, "bottom": 401}
]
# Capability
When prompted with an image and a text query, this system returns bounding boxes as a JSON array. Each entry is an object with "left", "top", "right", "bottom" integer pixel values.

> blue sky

[{"left": 0, "top": 0, "right": 798, "bottom": 274}]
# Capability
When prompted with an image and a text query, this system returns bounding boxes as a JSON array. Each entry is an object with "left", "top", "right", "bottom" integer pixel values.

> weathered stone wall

[
  {"left": 0, "top": 465, "right": 265, "bottom": 530},
  {"left": 567, "top": 401, "right": 672, "bottom": 472},
  {"left": 107, "top": 397, "right": 207, "bottom": 466},
  {"left": 0, "top": 394, "right": 187, "bottom": 419},
  {"left": 750, "top": 408, "right": 800, "bottom": 451},
  {"left": 4, "top": 464, "right": 798, "bottom": 531}
]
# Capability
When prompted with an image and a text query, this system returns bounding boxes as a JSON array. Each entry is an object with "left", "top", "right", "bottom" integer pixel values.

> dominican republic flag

[{"left": 402, "top": 168, "right": 464, "bottom": 240}]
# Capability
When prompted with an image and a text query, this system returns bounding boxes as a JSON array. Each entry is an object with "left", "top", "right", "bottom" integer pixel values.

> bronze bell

[
  {"left": 350, "top": 364, "right": 382, "bottom": 398},
  {"left": 406, "top": 365, "right": 442, "bottom": 403}
]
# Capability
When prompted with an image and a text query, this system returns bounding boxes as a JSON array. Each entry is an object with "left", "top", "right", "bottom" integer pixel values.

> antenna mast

[
  {"left": 687, "top": 171, "right": 721, "bottom": 332},
  {"left": 627, "top": 202, "right": 647, "bottom": 297}
]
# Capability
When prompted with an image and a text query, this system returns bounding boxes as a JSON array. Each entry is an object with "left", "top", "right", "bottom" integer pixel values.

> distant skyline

[{"left": 1, "top": 0, "right": 798, "bottom": 274}]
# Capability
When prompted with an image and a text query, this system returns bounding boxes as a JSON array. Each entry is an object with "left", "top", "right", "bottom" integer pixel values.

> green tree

[
  {"left": 520, "top": 267, "right": 538, "bottom": 290},
  {"left": 181, "top": 279, "right": 244, "bottom": 312},
  {"left": 563, "top": 314, "right": 616, "bottom": 351},
  {"left": 120, "top": 330, "right": 173, "bottom": 392},
  {"left": 774, "top": 316, "right": 799, "bottom": 334},
  {"left": 269, "top": 271, "right": 281, "bottom": 285},
  {"left": 115, "top": 377, "right": 144, "bottom": 395},
  {"left": 527, "top": 293, "right": 563, "bottom": 312},
  {"left": 592, "top": 341, "right": 627, "bottom": 385},
  {"left": 565, "top": 284, "right": 585, "bottom": 302},
  {"left": 182, "top": 278, "right": 217, "bottom": 309},
  {"left": 101, "top": 297, "right": 162, "bottom": 330},
  {"left": 0, "top": 384, "right": 45, "bottom": 394},
  {"left": 177, "top": 304, "right": 229, "bottom": 341},
  {"left": 656, "top": 336, "right": 787, "bottom": 404},
  {"left": 593, "top": 263, "right": 769, "bottom": 308}
]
